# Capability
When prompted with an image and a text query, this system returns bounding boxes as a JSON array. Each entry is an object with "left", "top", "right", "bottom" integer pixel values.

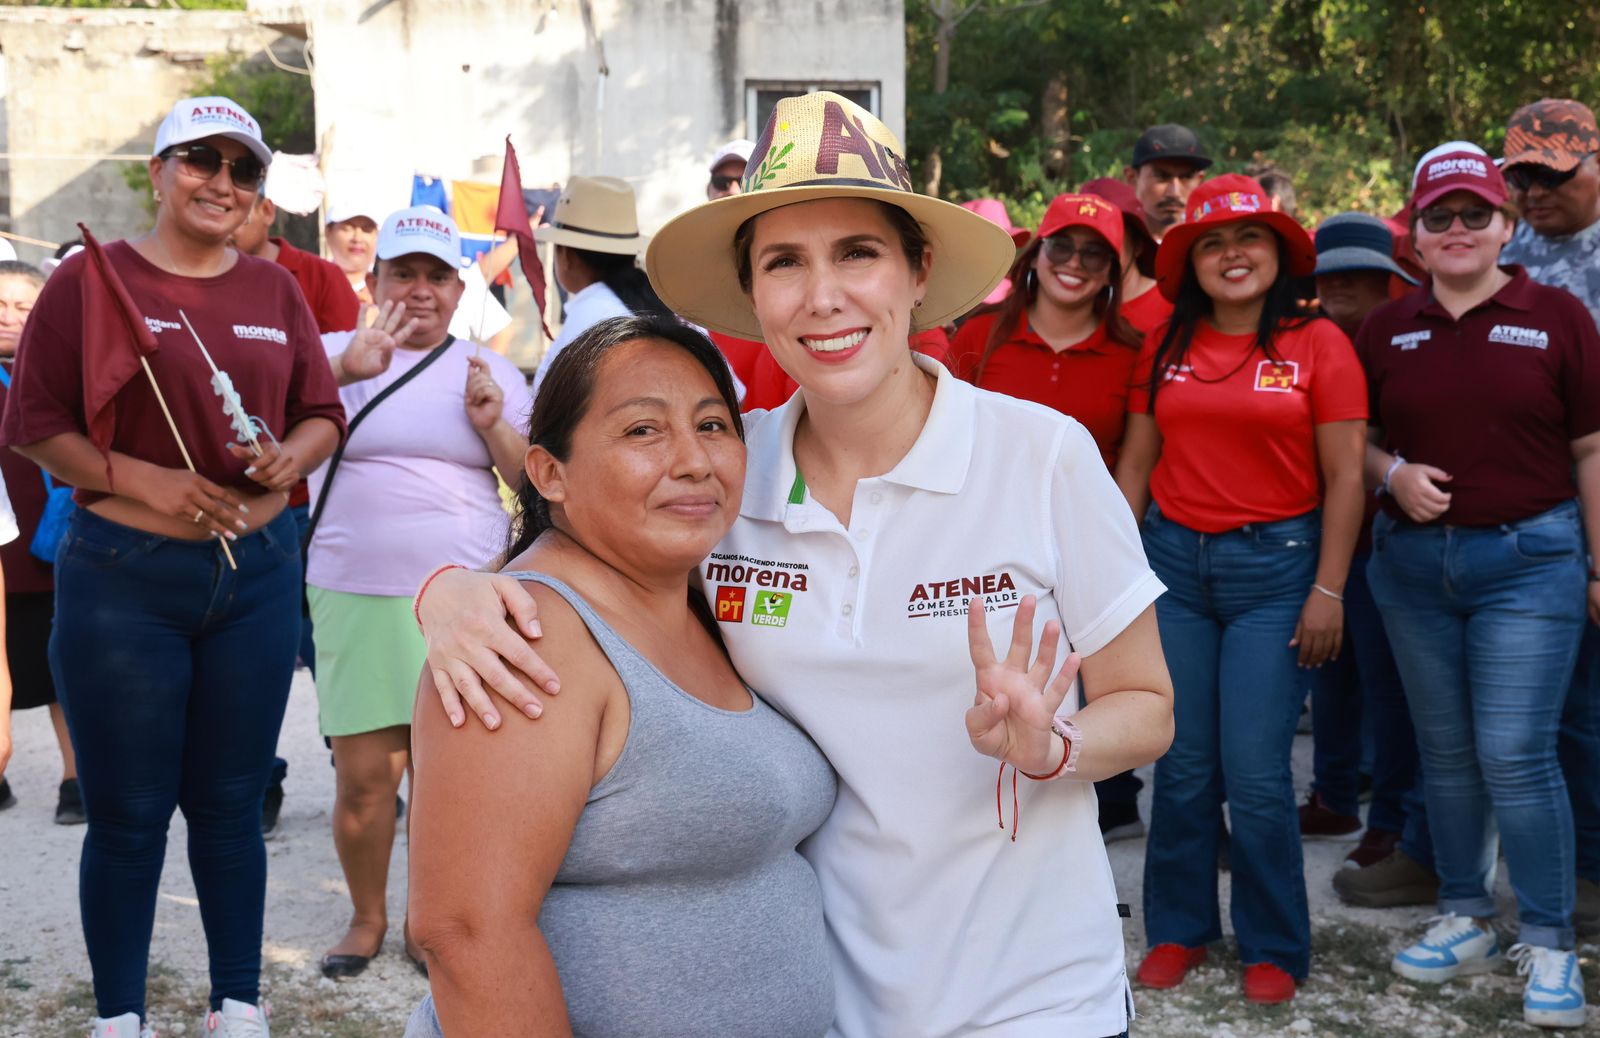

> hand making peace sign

[{"left": 964, "top": 594, "right": 1080, "bottom": 776}]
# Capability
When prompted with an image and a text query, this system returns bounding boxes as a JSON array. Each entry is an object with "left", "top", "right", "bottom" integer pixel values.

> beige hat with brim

[
  {"left": 534, "top": 175, "right": 647, "bottom": 255},
  {"left": 646, "top": 92, "right": 1014, "bottom": 341}
]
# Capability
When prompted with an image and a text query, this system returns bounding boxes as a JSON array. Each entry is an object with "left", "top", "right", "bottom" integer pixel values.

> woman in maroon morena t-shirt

[
  {"left": 0, "top": 97, "right": 344, "bottom": 1034},
  {"left": 1356, "top": 147, "right": 1600, "bottom": 1024}
]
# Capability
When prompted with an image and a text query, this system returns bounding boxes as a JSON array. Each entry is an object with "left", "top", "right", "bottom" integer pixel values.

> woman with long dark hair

[
  {"left": 1115, "top": 174, "right": 1367, "bottom": 1004},
  {"left": 0, "top": 97, "right": 344, "bottom": 1037},
  {"left": 948, "top": 192, "right": 1140, "bottom": 470}
]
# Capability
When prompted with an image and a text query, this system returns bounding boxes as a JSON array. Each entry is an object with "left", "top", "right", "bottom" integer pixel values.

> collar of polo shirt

[
  {"left": 1404, "top": 264, "right": 1539, "bottom": 319},
  {"left": 740, "top": 354, "right": 976, "bottom": 522}
]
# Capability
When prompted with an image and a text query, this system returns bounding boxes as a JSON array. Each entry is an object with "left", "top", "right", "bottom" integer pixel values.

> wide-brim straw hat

[
  {"left": 1155, "top": 174, "right": 1315, "bottom": 301},
  {"left": 646, "top": 92, "right": 1014, "bottom": 341},
  {"left": 535, "top": 175, "right": 647, "bottom": 255}
]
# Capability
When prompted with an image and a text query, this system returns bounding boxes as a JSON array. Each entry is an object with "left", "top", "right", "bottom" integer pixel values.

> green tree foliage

[{"left": 908, "top": 0, "right": 1600, "bottom": 227}]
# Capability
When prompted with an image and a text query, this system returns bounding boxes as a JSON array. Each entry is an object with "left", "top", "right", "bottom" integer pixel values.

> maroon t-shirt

[
  {"left": 273, "top": 237, "right": 360, "bottom": 335},
  {"left": 1356, "top": 266, "right": 1600, "bottom": 526},
  {"left": 0, "top": 241, "right": 346, "bottom": 506},
  {"left": 0, "top": 375, "right": 56, "bottom": 593}
]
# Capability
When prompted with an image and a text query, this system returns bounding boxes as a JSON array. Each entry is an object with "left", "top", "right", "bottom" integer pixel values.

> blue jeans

[
  {"left": 1141, "top": 505, "right": 1317, "bottom": 978},
  {"left": 51, "top": 509, "right": 303, "bottom": 1019},
  {"left": 1368, "top": 501, "right": 1586, "bottom": 949},
  {"left": 1562, "top": 622, "right": 1600, "bottom": 883}
]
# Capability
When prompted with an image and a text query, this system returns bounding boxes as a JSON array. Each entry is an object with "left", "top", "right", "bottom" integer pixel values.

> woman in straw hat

[
  {"left": 0, "top": 96, "right": 345, "bottom": 1038},
  {"left": 412, "top": 92, "right": 1172, "bottom": 1037},
  {"left": 1114, "top": 174, "right": 1367, "bottom": 1004},
  {"left": 532, "top": 175, "right": 671, "bottom": 398}
]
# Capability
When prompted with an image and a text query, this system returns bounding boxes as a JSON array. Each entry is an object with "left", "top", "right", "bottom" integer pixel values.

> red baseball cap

[
  {"left": 1154, "top": 174, "right": 1315, "bottom": 301},
  {"left": 1410, "top": 148, "right": 1508, "bottom": 210},
  {"left": 1036, "top": 192, "right": 1124, "bottom": 256}
]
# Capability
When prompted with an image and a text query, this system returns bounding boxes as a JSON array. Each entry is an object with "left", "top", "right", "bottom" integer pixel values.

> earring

[
  {"left": 153, "top": 190, "right": 162, "bottom": 203},
  {"left": 914, "top": 299, "right": 924, "bottom": 308},
  {"left": 1025, "top": 269, "right": 1037, "bottom": 295}
]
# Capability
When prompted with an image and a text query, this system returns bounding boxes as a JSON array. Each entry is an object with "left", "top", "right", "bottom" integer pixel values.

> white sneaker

[
  {"left": 1392, "top": 913, "right": 1502, "bottom": 983},
  {"left": 203, "top": 998, "right": 270, "bottom": 1037},
  {"left": 1510, "top": 944, "right": 1587, "bottom": 1029},
  {"left": 88, "top": 1013, "right": 155, "bottom": 1038}
]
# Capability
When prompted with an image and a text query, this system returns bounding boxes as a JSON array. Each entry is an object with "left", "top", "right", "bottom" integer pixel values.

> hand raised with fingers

[
  {"left": 964, "top": 594, "right": 1081, "bottom": 775},
  {"left": 338, "top": 301, "right": 418, "bottom": 383},
  {"left": 464, "top": 355, "right": 504, "bottom": 432}
]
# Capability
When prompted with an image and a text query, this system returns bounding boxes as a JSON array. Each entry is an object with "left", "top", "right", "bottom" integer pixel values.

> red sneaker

[
  {"left": 1343, "top": 827, "right": 1400, "bottom": 868},
  {"left": 1242, "top": 962, "right": 1296, "bottom": 1003},
  {"left": 1298, "top": 791, "right": 1361, "bottom": 838},
  {"left": 1135, "top": 944, "right": 1208, "bottom": 989}
]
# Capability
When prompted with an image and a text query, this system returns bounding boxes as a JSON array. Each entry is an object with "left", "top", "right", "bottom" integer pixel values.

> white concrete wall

[
  {"left": 303, "top": 0, "right": 906, "bottom": 235},
  {"left": 0, "top": 8, "right": 283, "bottom": 265}
]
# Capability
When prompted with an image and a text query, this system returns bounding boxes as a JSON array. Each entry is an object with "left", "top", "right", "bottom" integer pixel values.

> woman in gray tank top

[{"left": 404, "top": 317, "right": 835, "bottom": 1037}]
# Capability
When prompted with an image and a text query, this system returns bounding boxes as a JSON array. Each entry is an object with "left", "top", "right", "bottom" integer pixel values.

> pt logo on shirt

[
  {"left": 906, "top": 571, "right": 1020, "bottom": 620},
  {"left": 714, "top": 586, "right": 747, "bottom": 624},
  {"left": 751, "top": 591, "right": 793, "bottom": 628},
  {"left": 1253, "top": 359, "right": 1299, "bottom": 393}
]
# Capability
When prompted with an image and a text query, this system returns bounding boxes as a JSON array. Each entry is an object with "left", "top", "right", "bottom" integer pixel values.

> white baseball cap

[
  {"left": 152, "top": 96, "right": 271, "bottom": 168},
  {"left": 708, "top": 139, "right": 754, "bottom": 173},
  {"left": 326, "top": 199, "right": 384, "bottom": 226},
  {"left": 376, "top": 205, "right": 466, "bottom": 269}
]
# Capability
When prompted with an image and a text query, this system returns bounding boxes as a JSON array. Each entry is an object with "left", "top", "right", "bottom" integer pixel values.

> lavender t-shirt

[{"left": 306, "top": 332, "right": 533, "bottom": 597}]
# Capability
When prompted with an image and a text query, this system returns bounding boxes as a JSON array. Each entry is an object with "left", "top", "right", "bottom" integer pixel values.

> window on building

[{"left": 746, "top": 82, "right": 881, "bottom": 136}]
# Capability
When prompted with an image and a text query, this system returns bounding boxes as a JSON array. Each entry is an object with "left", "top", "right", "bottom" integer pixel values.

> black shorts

[{"left": 7, "top": 590, "right": 55, "bottom": 710}]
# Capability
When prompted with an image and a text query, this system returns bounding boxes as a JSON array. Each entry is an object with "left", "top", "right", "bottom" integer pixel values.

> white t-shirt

[
  {"left": 0, "top": 469, "right": 16, "bottom": 546},
  {"left": 531, "top": 280, "right": 631, "bottom": 401},
  {"left": 307, "top": 332, "right": 532, "bottom": 596},
  {"left": 701, "top": 355, "right": 1163, "bottom": 1037},
  {"left": 448, "top": 263, "right": 514, "bottom": 343}
]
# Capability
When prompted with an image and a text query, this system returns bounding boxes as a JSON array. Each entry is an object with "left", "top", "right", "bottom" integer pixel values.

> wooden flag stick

[{"left": 139, "top": 356, "right": 238, "bottom": 571}]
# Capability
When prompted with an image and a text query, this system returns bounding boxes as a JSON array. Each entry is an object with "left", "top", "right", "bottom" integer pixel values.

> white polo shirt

[{"left": 701, "top": 355, "right": 1164, "bottom": 1038}]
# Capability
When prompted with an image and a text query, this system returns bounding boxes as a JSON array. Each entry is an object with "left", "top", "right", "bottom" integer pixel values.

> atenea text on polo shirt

[{"left": 906, "top": 570, "right": 1021, "bottom": 619}]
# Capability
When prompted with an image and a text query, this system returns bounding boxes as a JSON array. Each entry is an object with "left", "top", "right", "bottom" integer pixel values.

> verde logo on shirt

[{"left": 751, "top": 590, "right": 793, "bottom": 627}]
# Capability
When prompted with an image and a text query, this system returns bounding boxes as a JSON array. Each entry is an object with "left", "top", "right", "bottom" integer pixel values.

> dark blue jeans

[
  {"left": 1141, "top": 504, "right": 1317, "bottom": 979},
  {"left": 1368, "top": 501, "right": 1586, "bottom": 950},
  {"left": 51, "top": 509, "right": 302, "bottom": 1019}
]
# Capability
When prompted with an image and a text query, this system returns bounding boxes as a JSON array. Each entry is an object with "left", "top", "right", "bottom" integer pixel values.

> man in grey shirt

[{"left": 1501, "top": 96, "right": 1600, "bottom": 937}]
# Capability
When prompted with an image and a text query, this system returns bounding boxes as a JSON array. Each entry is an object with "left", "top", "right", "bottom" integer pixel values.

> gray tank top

[{"left": 405, "top": 572, "right": 837, "bottom": 1038}]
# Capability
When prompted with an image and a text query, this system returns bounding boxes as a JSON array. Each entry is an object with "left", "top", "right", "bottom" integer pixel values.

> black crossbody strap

[{"left": 302, "top": 335, "right": 455, "bottom": 554}]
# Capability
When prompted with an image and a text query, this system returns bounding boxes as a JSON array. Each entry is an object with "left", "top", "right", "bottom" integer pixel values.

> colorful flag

[
  {"left": 496, "top": 137, "right": 552, "bottom": 338},
  {"left": 449, "top": 178, "right": 502, "bottom": 267},
  {"left": 77, "top": 224, "right": 159, "bottom": 485}
]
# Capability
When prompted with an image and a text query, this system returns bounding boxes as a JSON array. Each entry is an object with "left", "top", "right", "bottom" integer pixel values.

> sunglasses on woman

[
  {"left": 1503, "top": 157, "right": 1592, "bottom": 193},
  {"left": 1417, "top": 204, "right": 1496, "bottom": 234},
  {"left": 161, "top": 144, "right": 265, "bottom": 191},
  {"left": 1040, "top": 236, "right": 1115, "bottom": 273},
  {"left": 710, "top": 173, "right": 740, "bottom": 192}
]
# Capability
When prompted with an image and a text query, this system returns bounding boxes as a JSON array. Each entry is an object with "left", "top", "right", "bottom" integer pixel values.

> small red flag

[
  {"left": 494, "top": 136, "right": 552, "bottom": 339},
  {"left": 78, "top": 224, "right": 159, "bottom": 486}
]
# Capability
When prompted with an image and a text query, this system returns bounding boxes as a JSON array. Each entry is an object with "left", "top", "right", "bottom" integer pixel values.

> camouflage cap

[{"left": 1504, "top": 98, "right": 1599, "bottom": 172}]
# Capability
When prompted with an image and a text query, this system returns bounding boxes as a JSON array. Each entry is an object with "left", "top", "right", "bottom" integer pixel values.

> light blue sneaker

[
  {"left": 1510, "top": 944, "right": 1586, "bottom": 1029},
  {"left": 1392, "top": 914, "right": 1501, "bottom": 983}
]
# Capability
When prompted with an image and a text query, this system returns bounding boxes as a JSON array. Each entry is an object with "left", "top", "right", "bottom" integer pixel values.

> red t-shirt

[
  {"left": 1355, "top": 266, "right": 1600, "bottom": 526},
  {"left": 948, "top": 310, "right": 1140, "bottom": 469},
  {"left": 273, "top": 238, "right": 360, "bottom": 334},
  {"left": 0, "top": 242, "right": 346, "bottom": 506},
  {"left": 730, "top": 329, "right": 954, "bottom": 413},
  {"left": 1128, "top": 317, "right": 1368, "bottom": 532},
  {"left": 0, "top": 376, "right": 55, "bottom": 593},
  {"left": 1121, "top": 288, "right": 1173, "bottom": 337},
  {"left": 709, "top": 332, "right": 766, "bottom": 395}
]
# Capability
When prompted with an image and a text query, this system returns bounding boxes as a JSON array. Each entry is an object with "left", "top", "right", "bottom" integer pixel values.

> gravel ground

[{"left": 2, "top": 670, "right": 1597, "bottom": 1036}]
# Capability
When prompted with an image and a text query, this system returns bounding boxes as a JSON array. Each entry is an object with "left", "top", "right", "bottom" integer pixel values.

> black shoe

[
  {"left": 0, "top": 778, "right": 15, "bottom": 811},
  {"left": 54, "top": 778, "right": 85, "bottom": 825},
  {"left": 319, "top": 952, "right": 376, "bottom": 979},
  {"left": 261, "top": 781, "right": 285, "bottom": 839}
]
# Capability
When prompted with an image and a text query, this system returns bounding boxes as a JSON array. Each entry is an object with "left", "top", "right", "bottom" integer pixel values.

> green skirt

[{"left": 307, "top": 586, "right": 428, "bottom": 737}]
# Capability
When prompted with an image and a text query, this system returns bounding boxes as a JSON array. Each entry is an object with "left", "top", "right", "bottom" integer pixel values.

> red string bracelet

[
  {"left": 994, "top": 731, "right": 1072, "bottom": 842},
  {"left": 413, "top": 563, "right": 466, "bottom": 630}
]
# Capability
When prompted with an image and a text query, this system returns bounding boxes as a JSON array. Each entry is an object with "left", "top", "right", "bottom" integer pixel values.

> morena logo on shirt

[
  {"left": 906, "top": 571, "right": 1020, "bottom": 620},
  {"left": 1487, "top": 324, "right": 1549, "bottom": 350},
  {"left": 1253, "top": 359, "right": 1299, "bottom": 392},
  {"left": 233, "top": 324, "right": 288, "bottom": 346}
]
